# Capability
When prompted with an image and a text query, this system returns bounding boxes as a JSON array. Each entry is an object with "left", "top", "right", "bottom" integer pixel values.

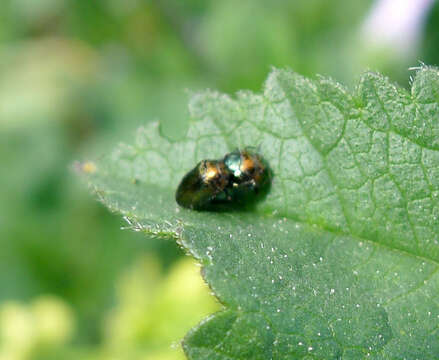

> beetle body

[
  {"left": 175, "top": 160, "right": 229, "bottom": 210},
  {"left": 176, "top": 148, "right": 271, "bottom": 210},
  {"left": 224, "top": 148, "right": 271, "bottom": 197}
]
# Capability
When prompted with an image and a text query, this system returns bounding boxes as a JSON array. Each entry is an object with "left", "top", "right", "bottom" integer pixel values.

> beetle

[
  {"left": 175, "top": 159, "right": 229, "bottom": 210},
  {"left": 223, "top": 148, "right": 271, "bottom": 197},
  {"left": 175, "top": 148, "right": 271, "bottom": 210}
]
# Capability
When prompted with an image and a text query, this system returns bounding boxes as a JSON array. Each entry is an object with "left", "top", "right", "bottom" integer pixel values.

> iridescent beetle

[
  {"left": 176, "top": 148, "right": 271, "bottom": 210},
  {"left": 223, "top": 148, "right": 271, "bottom": 198},
  {"left": 175, "top": 159, "right": 229, "bottom": 210}
]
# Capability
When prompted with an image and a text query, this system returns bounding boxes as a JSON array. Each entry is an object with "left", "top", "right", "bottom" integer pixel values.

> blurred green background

[{"left": 0, "top": 0, "right": 438, "bottom": 359}]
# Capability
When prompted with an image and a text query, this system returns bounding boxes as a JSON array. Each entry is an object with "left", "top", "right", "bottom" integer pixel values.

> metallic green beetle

[
  {"left": 175, "top": 159, "right": 229, "bottom": 210},
  {"left": 223, "top": 148, "right": 271, "bottom": 198},
  {"left": 176, "top": 148, "right": 271, "bottom": 210}
]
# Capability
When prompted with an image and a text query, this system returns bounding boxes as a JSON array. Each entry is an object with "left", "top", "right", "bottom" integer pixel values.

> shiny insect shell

[
  {"left": 175, "top": 148, "right": 271, "bottom": 210},
  {"left": 175, "top": 159, "right": 229, "bottom": 210},
  {"left": 223, "top": 148, "right": 270, "bottom": 199}
]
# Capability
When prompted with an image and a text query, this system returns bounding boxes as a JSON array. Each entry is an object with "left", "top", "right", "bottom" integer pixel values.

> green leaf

[{"left": 85, "top": 67, "right": 439, "bottom": 359}]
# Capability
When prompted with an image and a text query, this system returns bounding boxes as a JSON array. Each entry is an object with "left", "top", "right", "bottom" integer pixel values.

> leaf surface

[{"left": 86, "top": 67, "right": 439, "bottom": 359}]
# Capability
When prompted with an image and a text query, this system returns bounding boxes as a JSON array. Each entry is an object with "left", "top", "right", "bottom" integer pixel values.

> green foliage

[
  {"left": 3, "top": 0, "right": 439, "bottom": 358},
  {"left": 0, "top": 296, "right": 74, "bottom": 359},
  {"left": 0, "top": 257, "right": 218, "bottom": 360},
  {"left": 86, "top": 67, "right": 439, "bottom": 359},
  {"left": 102, "top": 256, "right": 219, "bottom": 360}
]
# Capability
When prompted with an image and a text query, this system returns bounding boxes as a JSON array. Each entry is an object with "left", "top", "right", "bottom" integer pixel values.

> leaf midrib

[
  {"left": 107, "top": 180, "right": 439, "bottom": 266},
  {"left": 92, "top": 157, "right": 439, "bottom": 266}
]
